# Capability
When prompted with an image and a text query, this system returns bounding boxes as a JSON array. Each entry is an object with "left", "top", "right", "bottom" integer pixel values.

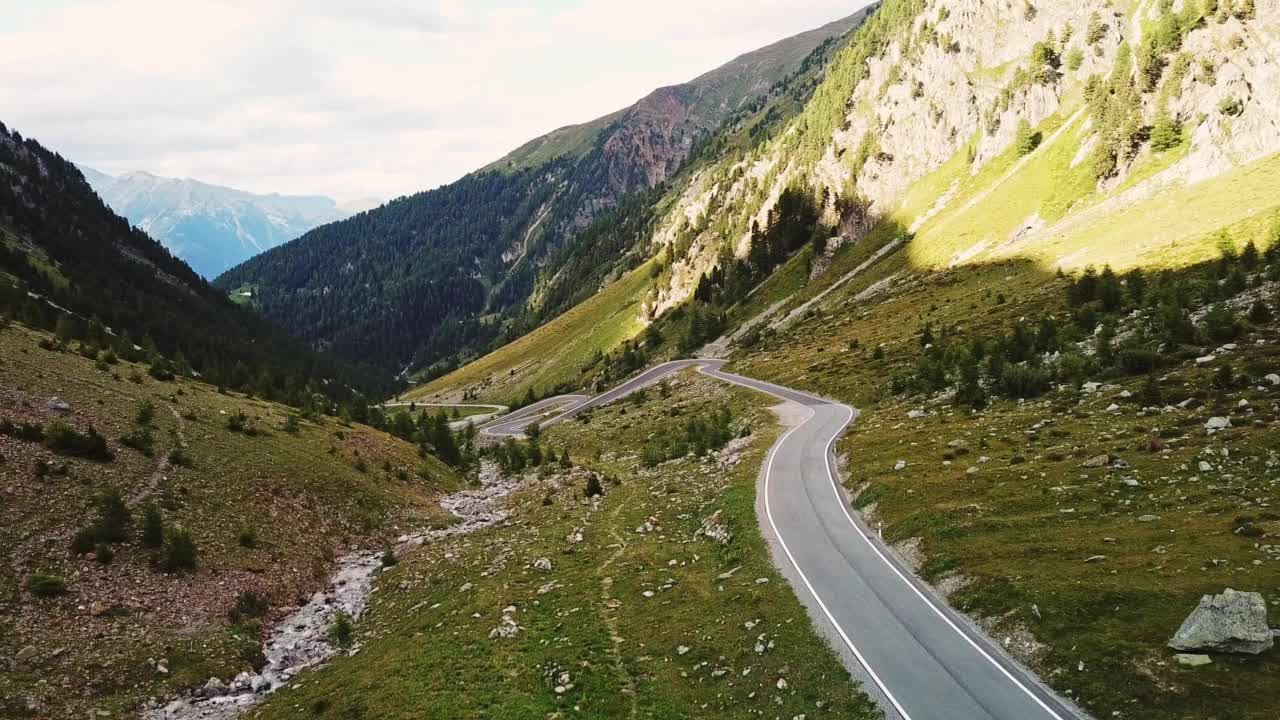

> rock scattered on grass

[
  {"left": 1168, "top": 588, "right": 1274, "bottom": 655},
  {"left": 1205, "top": 416, "right": 1232, "bottom": 432},
  {"left": 489, "top": 607, "right": 523, "bottom": 640},
  {"left": 700, "top": 510, "right": 733, "bottom": 545},
  {"left": 1175, "top": 653, "right": 1212, "bottom": 667}
]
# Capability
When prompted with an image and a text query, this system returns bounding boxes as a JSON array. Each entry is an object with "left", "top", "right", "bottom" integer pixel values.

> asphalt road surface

[{"left": 480, "top": 359, "right": 1084, "bottom": 720}]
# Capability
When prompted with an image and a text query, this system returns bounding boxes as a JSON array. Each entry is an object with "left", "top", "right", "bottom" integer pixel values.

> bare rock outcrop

[{"left": 1168, "top": 588, "right": 1274, "bottom": 655}]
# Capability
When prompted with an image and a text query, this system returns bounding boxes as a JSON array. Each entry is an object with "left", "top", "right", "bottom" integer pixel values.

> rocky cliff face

[{"left": 601, "top": 86, "right": 696, "bottom": 196}]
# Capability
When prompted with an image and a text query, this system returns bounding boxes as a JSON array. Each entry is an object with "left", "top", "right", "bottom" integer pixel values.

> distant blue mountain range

[{"left": 79, "top": 166, "right": 378, "bottom": 278}]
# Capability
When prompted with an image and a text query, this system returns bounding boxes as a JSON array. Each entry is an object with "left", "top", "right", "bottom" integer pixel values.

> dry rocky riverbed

[{"left": 144, "top": 462, "right": 523, "bottom": 719}]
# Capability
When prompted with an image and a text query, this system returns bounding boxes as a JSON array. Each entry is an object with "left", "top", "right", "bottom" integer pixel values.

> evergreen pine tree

[{"left": 1149, "top": 111, "right": 1183, "bottom": 150}]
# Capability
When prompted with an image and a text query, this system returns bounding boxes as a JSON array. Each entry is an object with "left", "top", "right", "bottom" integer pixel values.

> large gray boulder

[{"left": 1168, "top": 589, "right": 1274, "bottom": 654}]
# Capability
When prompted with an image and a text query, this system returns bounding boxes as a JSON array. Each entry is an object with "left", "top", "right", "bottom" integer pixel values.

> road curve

[
  {"left": 481, "top": 359, "right": 1084, "bottom": 720},
  {"left": 380, "top": 402, "right": 512, "bottom": 431},
  {"left": 479, "top": 394, "right": 589, "bottom": 438}
]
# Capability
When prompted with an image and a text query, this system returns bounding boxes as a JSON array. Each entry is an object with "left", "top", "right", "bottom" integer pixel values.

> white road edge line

[
  {"left": 759, "top": 403, "right": 916, "bottom": 720},
  {"left": 817, "top": 401, "right": 1071, "bottom": 720}
]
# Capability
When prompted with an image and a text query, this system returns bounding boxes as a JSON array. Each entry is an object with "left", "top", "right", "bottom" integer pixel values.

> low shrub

[
  {"left": 94, "top": 542, "right": 114, "bottom": 565},
  {"left": 94, "top": 489, "right": 131, "bottom": 542},
  {"left": 148, "top": 361, "right": 175, "bottom": 381},
  {"left": 167, "top": 446, "right": 193, "bottom": 468},
  {"left": 141, "top": 504, "right": 165, "bottom": 548},
  {"left": 1117, "top": 348, "right": 1162, "bottom": 376},
  {"left": 45, "top": 422, "right": 113, "bottom": 461},
  {"left": 71, "top": 489, "right": 134, "bottom": 553},
  {"left": 238, "top": 642, "right": 267, "bottom": 671},
  {"left": 228, "top": 590, "right": 270, "bottom": 623},
  {"left": 1248, "top": 301, "right": 1273, "bottom": 324},
  {"left": 70, "top": 527, "right": 98, "bottom": 555},
  {"left": 120, "top": 426, "right": 155, "bottom": 456},
  {"left": 330, "top": 611, "right": 355, "bottom": 648},
  {"left": 0, "top": 419, "right": 45, "bottom": 442},
  {"left": 160, "top": 527, "right": 198, "bottom": 573},
  {"left": 136, "top": 400, "right": 156, "bottom": 426},
  {"left": 27, "top": 571, "right": 67, "bottom": 598},
  {"left": 1201, "top": 305, "right": 1242, "bottom": 343},
  {"left": 995, "top": 365, "right": 1052, "bottom": 399}
]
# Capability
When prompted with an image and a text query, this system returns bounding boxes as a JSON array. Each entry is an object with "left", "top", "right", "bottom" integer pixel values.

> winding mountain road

[{"left": 480, "top": 359, "right": 1085, "bottom": 720}]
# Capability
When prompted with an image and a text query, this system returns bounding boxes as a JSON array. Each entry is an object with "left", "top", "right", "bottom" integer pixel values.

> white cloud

[{"left": 0, "top": 0, "right": 868, "bottom": 203}]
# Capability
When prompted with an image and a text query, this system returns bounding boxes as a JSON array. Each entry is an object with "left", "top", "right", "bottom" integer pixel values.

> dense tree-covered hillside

[
  {"left": 218, "top": 163, "right": 560, "bottom": 374},
  {"left": 0, "top": 121, "right": 388, "bottom": 404}
]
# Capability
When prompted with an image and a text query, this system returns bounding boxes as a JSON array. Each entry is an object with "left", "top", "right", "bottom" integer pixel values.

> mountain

[
  {"left": 421, "top": 0, "right": 1280, "bottom": 403},
  {"left": 81, "top": 167, "right": 360, "bottom": 278},
  {"left": 410, "top": 1, "right": 1280, "bottom": 717},
  {"left": 215, "top": 5, "right": 879, "bottom": 376},
  {"left": 0, "top": 121, "right": 390, "bottom": 403},
  {"left": 484, "top": 9, "right": 878, "bottom": 178}
]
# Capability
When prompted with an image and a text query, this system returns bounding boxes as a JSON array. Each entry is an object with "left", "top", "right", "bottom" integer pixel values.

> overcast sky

[{"left": 0, "top": 0, "right": 866, "bottom": 204}]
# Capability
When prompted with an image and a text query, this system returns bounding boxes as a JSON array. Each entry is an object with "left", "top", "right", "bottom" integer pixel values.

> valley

[
  {"left": 244, "top": 370, "right": 883, "bottom": 719},
  {"left": 4, "top": 0, "right": 1280, "bottom": 718}
]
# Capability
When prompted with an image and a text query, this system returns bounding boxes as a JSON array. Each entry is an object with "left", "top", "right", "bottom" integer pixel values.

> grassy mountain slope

[
  {"left": 481, "top": 109, "right": 623, "bottom": 173},
  {"left": 405, "top": 260, "right": 656, "bottom": 404},
  {"left": 0, "top": 322, "right": 460, "bottom": 718}
]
